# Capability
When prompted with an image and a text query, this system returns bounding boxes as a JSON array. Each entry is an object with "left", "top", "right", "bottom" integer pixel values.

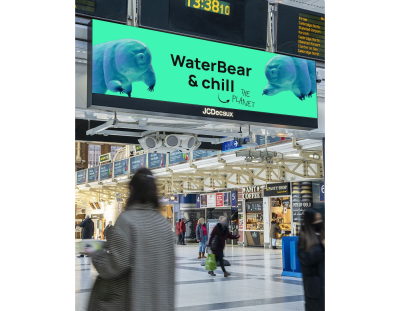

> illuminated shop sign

[{"left": 243, "top": 186, "right": 263, "bottom": 199}]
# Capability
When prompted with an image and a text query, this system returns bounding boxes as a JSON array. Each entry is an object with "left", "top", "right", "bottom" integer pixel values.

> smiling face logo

[{"left": 218, "top": 93, "right": 230, "bottom": 103}]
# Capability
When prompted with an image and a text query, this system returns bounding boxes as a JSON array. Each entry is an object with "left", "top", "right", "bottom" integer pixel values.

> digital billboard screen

[{"left": 88, "top": 20, "right": 318, "bottom": 129}]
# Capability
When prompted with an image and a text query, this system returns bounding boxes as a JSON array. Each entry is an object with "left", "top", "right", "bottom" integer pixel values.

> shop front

[
  {"left": 243, "top": 186, "right": 264, "bottom": 247},
  {"left": 291, "top": 180, "right": 324, "bottom": 235},
  {"left": 159, "top": 195, "right": 180, "bottom": 231},
  {"left": 263, "top": 182, "right": 292, "bottom": 249}
]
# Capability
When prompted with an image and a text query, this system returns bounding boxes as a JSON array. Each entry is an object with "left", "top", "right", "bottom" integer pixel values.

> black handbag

[{"left": 210, "top": 235, "right": 218, "bottom": 251}]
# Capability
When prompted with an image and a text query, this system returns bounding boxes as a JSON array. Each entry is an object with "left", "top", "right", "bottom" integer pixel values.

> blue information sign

[
  {"left": 196, "top": 194, "right": 201, "bottom": 208},
  {"left": 231, "top": 191, "right": 237, "bottom": 207},
  {"left": 100, "top": 163, "right": 113, "bottom": 180},
  {"left": 87, "top": 167, "right": 99, "bottom": 182},
  {"left": 148, "top": 153, "right": 166, "bottom": 169},
  {"left": 76, "top": 170, "right": 87, "bottom": 185},
  {"left": 114, "top": 159, "right": 129, "bottom": 177},
  {"left": 130, "top": 155, "right": 147, "bottom": 173}
]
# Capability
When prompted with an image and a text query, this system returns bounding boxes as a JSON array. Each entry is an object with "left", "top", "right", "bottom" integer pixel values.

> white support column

[{"left": 263, "top": 196, "right": 271, "bottom": 249}]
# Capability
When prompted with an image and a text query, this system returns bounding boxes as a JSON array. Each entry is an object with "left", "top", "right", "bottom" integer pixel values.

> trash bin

[{"left": 281, "top": 236, "right": 302, "bottom": 278}]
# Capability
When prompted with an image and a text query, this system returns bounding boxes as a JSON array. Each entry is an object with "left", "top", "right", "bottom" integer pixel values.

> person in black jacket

[
  {"left": 298, "top": 208, "right": 325, "bottom": 311},
  {"left": 103, "top": 221, "right": 113, "bottom": 240},
  {"left": 77, "top": 215, "right": 95, "bottom": 258},
  {"left": 207, "top": 216, "right": 240, "bottom": 277}
]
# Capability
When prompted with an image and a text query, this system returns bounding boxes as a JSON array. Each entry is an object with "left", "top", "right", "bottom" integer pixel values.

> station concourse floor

[{"left": 76, "top": 244, "right": 305, "bottom": 310}]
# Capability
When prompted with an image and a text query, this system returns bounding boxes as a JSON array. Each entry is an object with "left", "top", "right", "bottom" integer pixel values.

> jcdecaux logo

[{"left": 202, "top": 108, "right": 233, "bottom": 117}]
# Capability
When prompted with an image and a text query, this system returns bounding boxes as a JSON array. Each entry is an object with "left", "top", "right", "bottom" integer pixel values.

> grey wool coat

[{"left": 88, "top": 204, "right": 175, "bottom": 311}]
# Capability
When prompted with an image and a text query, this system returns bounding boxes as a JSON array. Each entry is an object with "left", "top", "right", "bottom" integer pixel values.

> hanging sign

[
  {"left": 148, "top": 153, "right": 166, "bottom": 168},
  {"left": 130, "top": 155, "right": 146, "bottom": 173},
  {"left": 114, "top": 159, "right": 129, "bottom": 177},
  {"left": 87, "top": 167, "right": 99, "bottom": 182},
  {"left": 99, "top": 153, "right": 111, "bottom": 164},
  {"left": 76, "top": 170, "right": 87, "bottom": 185},
  {"left": 100, "top": 163, "right": 113, "bottom": 180}
]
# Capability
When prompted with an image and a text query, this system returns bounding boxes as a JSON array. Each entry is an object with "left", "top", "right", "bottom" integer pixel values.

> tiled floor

[{"left": 75, "top": 245, "right": 305, "bottom": 310}]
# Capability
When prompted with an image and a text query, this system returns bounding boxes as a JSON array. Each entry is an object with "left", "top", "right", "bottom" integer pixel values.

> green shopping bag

[{"left": 205, "top": 253, "right": 217, "bottom": 271}]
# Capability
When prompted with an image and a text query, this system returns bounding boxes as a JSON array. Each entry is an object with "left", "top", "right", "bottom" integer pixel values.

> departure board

[
  {"left": 276, "top": 4, "right": 325, "bottom": 61},
  {"left": 76, "top": 0, "right": 95, "bottom": 13}
]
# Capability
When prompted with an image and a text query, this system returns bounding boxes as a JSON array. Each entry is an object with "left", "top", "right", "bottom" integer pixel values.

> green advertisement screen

[{"left": 89, "top": 19, "right": 318, "bottom": 129}]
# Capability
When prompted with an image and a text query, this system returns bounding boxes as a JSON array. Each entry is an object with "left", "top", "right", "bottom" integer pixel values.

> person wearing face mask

[
  {"left": 207, "top": 216, "right": 240, "bottom": 277},
  {"left": 195, "top": 217, "right": 207, "bottom": 259},
  {"left": 298, "top": 208, "right": 325, "bottom": 311}
]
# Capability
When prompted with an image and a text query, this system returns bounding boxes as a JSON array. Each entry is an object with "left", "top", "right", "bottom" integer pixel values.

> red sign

[{"left": 216, "top": 193, "right": 223, "bottom": 207}]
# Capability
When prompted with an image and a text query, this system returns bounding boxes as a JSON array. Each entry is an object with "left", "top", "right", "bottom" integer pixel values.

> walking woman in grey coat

[
  {"left": 196, "top": 217, "right": 207, "bottom": 259},
  {"left": 82, "top": 168, "right": 175, "bottom": 311}
]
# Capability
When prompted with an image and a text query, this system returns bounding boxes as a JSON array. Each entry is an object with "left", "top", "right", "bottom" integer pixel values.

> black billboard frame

[{"left": 87, "top": 21, "right": 318, "bottom": 130}]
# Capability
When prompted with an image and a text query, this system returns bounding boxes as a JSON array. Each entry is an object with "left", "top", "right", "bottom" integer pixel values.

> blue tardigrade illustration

[
  {"left": 92, "top": 39, "right": 156, "bottom": 97},
  {"left": 263, "top": 55, "right": 316, "bottom": 100}
]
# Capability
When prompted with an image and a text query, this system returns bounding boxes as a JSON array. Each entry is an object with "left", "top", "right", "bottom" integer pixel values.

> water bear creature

[
  {"left": 262, "top": 55, "right": 316, "bottom": 101},
  {"left": 93, "top": 39, "right": 156, "bottom": 97}
]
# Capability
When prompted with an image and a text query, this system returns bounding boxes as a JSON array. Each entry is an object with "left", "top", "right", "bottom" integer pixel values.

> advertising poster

[
  {"left": 193, "top": 150, "right": 218, "bottom": 159},
  {"left": 196, "top": 194, "right": 201, "bottom": 208},
  {"left": 88, "top": 167, "right": 99, "bottom": 182},
  {"left": 282, "top": 198, "right": 291, "bottom": 209},
  {"left": 76, "top": 170, "right": 86, "bottom": 185},
  {"left": 216, "top": 193, "right": 223, "bottom": 207},
  {"left": 231, "top": 191, "right": 237, "bottom": 207},
  {"left": 148, "top": 153, "right": 166, "bottom": 168},
  {"left": 292, "top": 181, "right": 313, "bottom": 226},
  {"left": 90, "top": 20, "right": 318, "bottom": 129},
  {"left": 130, "top": 155, "right": 146, "bottom": 173},
  {"left": 223, "top": 192, "right": 231, "bottom": 206},
  {"left": 207, "top": 194, "right": 216, "bottom": 207},
  {"left": 114, "top": 159, "right": 129, "bottom": 177},
  {"left": 200, "top": 194, "right": 207, "bottom": 208},
  {"left": 100, "top": 163, "right": 113, "bottom": 180},
  {"left": 169, "top": 151, "right": 189, "bottom": 165}
]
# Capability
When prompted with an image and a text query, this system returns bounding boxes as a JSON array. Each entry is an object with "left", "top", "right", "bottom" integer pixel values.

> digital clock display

[{"left": 185, "top": 0, "right": 230, "bottom": 16}]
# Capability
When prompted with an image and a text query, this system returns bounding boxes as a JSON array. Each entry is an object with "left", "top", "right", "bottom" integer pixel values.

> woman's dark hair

[
  {"left": 126, "top": 168, "right": 159, "bottom": 210},
  {"left": 299, "top": 208, "right": 325, "bottom": 252},
  {"left": 178, "top": 219, "right": 181, "bottom": 222}
]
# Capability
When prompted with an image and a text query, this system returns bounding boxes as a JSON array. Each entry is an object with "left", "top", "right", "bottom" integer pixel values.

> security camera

[{"left": 316, "top": 71, "right": 322, "bottom": 84}]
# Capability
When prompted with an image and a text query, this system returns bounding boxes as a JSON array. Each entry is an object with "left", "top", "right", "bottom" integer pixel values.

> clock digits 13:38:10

[{"left": 185, "top": 0, "right": 231, "bottom": 16}]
